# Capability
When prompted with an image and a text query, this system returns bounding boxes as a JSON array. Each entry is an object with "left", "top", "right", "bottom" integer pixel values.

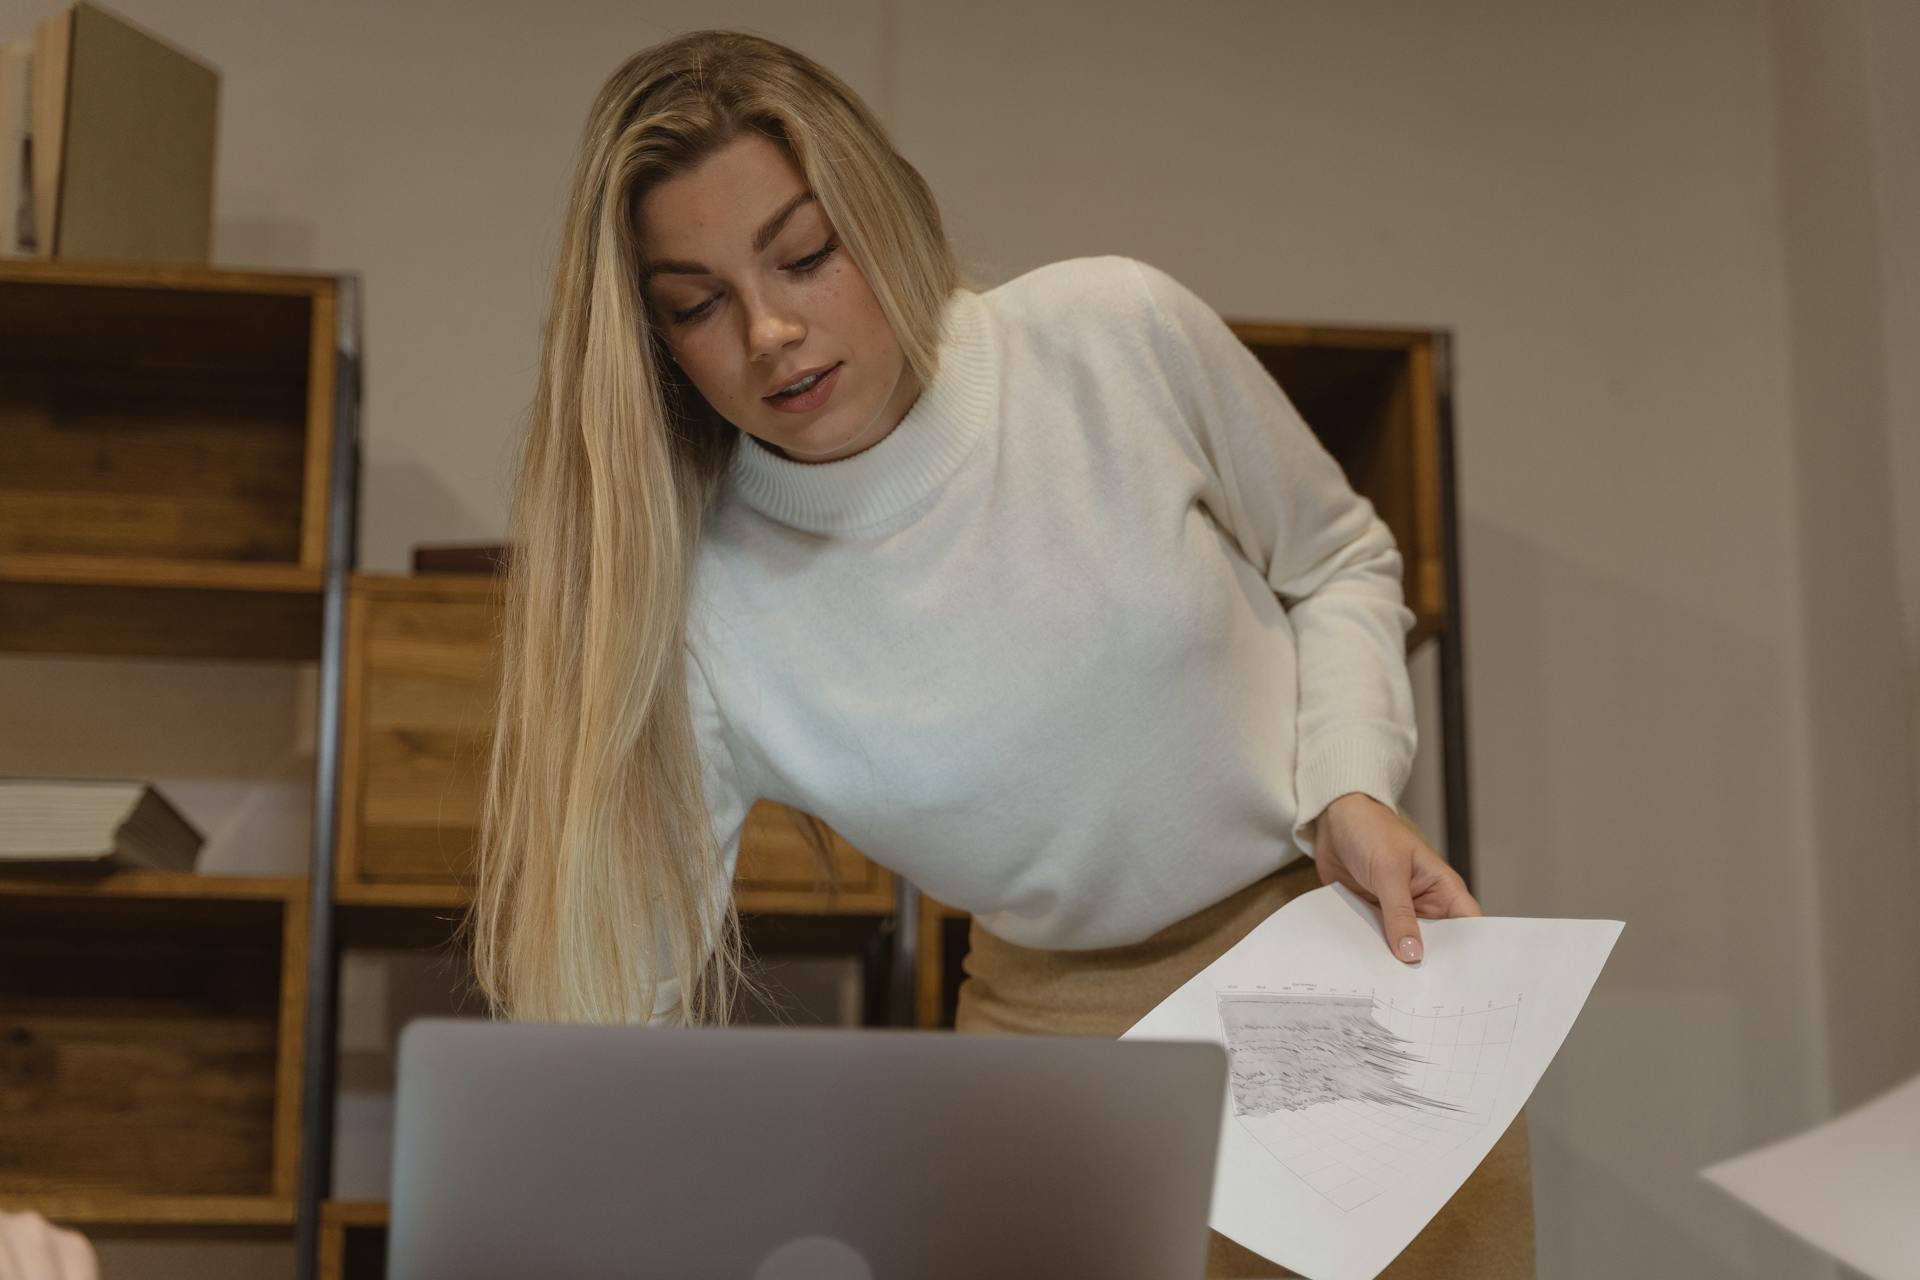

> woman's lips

[{"left": 763, "top": 362, "right": 842, "bottom": 414}]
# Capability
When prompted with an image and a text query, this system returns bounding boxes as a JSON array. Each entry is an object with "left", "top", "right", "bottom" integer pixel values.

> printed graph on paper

[{"left": 1215, "top": 985, "right": 1521, "bottom": 1211}]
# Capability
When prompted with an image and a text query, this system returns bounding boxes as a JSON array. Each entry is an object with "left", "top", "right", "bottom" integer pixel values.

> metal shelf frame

[{"left": 294, "top": 273, "right": 361, "bottom": 1280}]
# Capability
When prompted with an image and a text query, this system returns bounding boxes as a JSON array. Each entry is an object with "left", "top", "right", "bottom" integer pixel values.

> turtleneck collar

[{"left": 727, "top": 287, "right": 996, "bottom": 534}]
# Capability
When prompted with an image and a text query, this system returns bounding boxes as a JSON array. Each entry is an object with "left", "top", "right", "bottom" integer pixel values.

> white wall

[{"left": 2, "top": 3, "right": 1914, "bottom": 1278}]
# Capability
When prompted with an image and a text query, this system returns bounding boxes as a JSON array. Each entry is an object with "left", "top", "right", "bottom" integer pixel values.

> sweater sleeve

[
  {"left": 652, "top": 644, "right": 752, "bottom": 1022},
  {"left": 1129, "top": 258, "right": 1418, "bottom": 857}
]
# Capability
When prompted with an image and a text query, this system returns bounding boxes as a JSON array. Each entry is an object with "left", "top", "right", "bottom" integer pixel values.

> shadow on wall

[{"left": 1460, "top": 516, "right": 1834, "bottom": 1280}]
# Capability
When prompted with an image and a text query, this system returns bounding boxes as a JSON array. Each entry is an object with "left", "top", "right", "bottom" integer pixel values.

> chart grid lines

[{"left": 1217, "top": 989, "right": 1521, "bottom": 1211}]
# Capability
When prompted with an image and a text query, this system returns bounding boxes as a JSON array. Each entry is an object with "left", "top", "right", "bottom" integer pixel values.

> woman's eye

[
  {"left": 786, "top": 238, "right": 839, "bottom": 274},
  {"left": 671, "top": 297, "right": 714, "bottom": 324},
  {"left": 666, "top": 240, "right": 837, "bottom": 326}
]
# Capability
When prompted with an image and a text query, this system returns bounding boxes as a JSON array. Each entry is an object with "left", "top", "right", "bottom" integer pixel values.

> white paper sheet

[
  {"left": 1122, "top": 883, "right": 1622, "bottom": 1280},
  {"left": 1700, "top": 1071, "right": 1920, "bottom": 1280}
]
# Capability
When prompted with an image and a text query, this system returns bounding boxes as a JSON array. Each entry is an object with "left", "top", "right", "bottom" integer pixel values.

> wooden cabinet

[
  {"left": 0, "top": 257, "right": 373, "bottom": 1273},
  {"left": 0, "top": 260, "right": 347, "bottom": 1241},
  {"left": 0, "top": 260, "right": 341, "bottom": 661},
  {"left": 0, "top": 873, "right": 308, "bottom": 1227}
]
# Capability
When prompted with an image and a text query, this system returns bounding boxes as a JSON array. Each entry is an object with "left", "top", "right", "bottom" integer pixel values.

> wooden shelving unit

[
  {"left": 0, "top": 258, "right": 358, "bottom": 1265},
  {"left": 0, "top": 260, "right": 341, "bottom": 662}
]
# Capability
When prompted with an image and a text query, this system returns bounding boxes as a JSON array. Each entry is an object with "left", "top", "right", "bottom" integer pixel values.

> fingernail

[{"left": 1398, "top": 936, "right": 1423, "bottom": 964}]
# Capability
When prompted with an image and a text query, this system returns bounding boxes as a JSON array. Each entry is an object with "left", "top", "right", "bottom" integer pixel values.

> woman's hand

[
  {"left": 1305, "top": 792, "right": 1481, "bottom": 964},
  {"left": 0, "top": 1211, "right": 97, "bottom": 1280}
]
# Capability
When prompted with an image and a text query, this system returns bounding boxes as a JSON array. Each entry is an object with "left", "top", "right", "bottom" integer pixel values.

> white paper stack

[{"left": 0, "top": 777, "right": 204, "bottom": 871}]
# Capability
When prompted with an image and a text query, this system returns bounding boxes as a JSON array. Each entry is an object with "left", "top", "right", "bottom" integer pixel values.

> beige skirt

[{"left": 953, "top": 856, "right": 1536, "bottom": 1280}]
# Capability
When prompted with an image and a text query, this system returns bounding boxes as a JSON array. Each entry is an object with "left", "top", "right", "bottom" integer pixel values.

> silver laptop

[{"left": 388, "top": 1018, "right": 1226, "bottom": 1279}]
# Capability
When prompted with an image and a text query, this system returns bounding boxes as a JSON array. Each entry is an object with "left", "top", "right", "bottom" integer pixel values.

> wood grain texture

[
  {"left": 0, "top": 554, "right": 321, "bottom": 590},
  {"left": 348, "top": 579, "right": 497, "bottom": 884},
  {"left": 271, "top": 893, "right": 308, "bottom": 1199},
  {"left": 299, "top": 284, "right": 338, "bottom": 572},
  {"left": 0, "top": 280, "right": 315, "bottom": 564},
  {"left": 0, "top": 264, "right": 337, "bottom": 662},
  {"left": 0, "top": 893, "right": 292, "bottom": 1201},
  {"left": 9, "top": 1192, "right": 294, "bottom": 1229}
]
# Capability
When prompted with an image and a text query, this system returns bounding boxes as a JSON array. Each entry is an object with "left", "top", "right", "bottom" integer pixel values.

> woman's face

[{"left": 636, "top": 132, "right": 920, "bottom": 465}]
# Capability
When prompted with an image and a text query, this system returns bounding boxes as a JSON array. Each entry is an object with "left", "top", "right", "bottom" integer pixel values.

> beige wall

[
  {"left": 2, "top": 2, "right": 1914, "bottom": 1278},
  {"left": 1871, "top": 0, "right": 1920, "bottom": 914},
  {"left": 1770, "top": 0, "right": 1920, "bottom": 1119}
]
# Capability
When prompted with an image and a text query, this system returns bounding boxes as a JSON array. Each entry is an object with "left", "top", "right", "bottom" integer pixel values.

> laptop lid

[{"left": 388, "top": 1019, "right": 1226, "bottom": 1280}]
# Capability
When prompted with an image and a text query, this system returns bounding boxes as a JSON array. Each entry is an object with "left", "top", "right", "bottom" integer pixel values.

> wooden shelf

[
  {"left": 11, "top": 1193, "right": 295, "bottom": 1230},
  {"left": 0, "top": 555, "right": 323, "bottom": 592},
  {"left": 334, "top": 865, "right": 897, "bottom": 920},
  {"left": 318, "top": 1201, "right": 388, "bottom": 1280},
  {"left": 0, "top": 260, "right": 342, "bottom": 661},
  {"left": 335, "top": 880, "right": 468, "bottom": 910},
  {"left": 0, "top": 261, "right": 355, "bottom": 1252},
  {"left": 0, "top": 870, "right": 305, "bottom": 901},
  {"left": 0, "top": 876, "right": 308, "bottom": 1225}
]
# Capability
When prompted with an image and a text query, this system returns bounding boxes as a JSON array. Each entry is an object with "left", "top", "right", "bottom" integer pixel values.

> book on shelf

[
  {"left": 0, "top": 777, "right": 204, "bottom": 871},
  {"left": 3, "top": 1, "right": 218, "bottom": 265}
]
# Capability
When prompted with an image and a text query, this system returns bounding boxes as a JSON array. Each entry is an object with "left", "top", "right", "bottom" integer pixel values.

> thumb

[{"left": 1374, "top": 868, "right": 1424, "bottom": 964}]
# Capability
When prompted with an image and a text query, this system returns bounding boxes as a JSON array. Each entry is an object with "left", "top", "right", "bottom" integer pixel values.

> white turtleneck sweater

[{"left": 685, "top": 254, "right": 1416, "bottom": 954}]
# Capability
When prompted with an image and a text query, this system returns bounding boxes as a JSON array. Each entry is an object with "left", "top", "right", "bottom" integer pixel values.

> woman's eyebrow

[{"left": 641, "top": 191, "right": 817, "bottom": 284}]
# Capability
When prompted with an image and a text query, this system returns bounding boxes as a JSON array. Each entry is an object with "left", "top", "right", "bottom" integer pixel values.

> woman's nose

[{"left": 744, "top": 295, "right": 806, "bottom": 363}]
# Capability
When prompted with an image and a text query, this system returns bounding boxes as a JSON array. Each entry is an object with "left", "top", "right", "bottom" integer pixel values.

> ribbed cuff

[{"left": 1292, "top": 726, "right": 1413, "bottom": 857}]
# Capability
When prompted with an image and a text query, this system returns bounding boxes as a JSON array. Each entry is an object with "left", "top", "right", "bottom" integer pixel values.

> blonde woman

[{"left": 471, "top": 29, "right": 1531, "bottom": 1279}]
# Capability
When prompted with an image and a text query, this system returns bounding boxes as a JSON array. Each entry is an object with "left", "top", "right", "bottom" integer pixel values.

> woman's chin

[{"left": 764, "top": 417, "right": 878, "bottom": 465}]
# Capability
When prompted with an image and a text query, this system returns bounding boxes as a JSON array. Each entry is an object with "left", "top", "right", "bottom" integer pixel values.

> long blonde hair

[{"left": 470, "top": 30, "right": 964, "bottom": 1025}]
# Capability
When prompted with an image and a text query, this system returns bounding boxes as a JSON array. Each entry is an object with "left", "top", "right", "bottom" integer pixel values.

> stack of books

[
  {"left": 0, "top": 1, "right": 218, "bottom": 263},
  {"left": 0, "top": 777, "right": 204, "bottom": 871}
]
